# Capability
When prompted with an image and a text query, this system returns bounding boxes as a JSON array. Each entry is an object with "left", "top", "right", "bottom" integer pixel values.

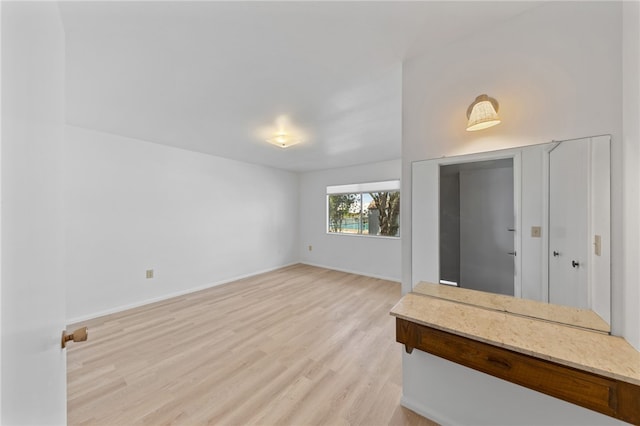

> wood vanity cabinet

[
  {"left": 396, "top": 318, "right": 640, "bottom": 424},
  {"left": 391, "top": 293, "right": 640, "bottom": 424}
]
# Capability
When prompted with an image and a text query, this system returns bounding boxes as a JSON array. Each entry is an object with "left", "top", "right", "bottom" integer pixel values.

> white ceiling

[{"left": 59, "top": 1, "right": 541, "bottom": 172}]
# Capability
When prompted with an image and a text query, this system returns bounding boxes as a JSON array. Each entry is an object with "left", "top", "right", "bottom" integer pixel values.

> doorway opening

[{"left": 439, "top": 158, "right": 515, "bottom": 296}]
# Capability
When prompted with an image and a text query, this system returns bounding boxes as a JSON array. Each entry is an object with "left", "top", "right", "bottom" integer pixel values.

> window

[{"left": 327, "top": 180, "right": 400, "bottom": 237}]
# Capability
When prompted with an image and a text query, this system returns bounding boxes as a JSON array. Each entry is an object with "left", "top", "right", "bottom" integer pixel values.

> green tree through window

[
  {"left": 328, "top": 193, "right": 357, "bottom": 233},
  {"left": 369, "top": 191, "right": 400, "bottom": 236},
  {"left": 327, "top": 184, "right": 400, "bottom": 237}
]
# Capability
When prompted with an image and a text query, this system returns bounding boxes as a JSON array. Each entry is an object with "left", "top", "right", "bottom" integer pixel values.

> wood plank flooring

[{"left": 67, "top": 264, "right": 437, "bottom": 425}]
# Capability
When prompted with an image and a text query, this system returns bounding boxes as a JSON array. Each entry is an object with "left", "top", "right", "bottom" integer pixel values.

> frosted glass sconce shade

[{"left": 466, "top": 94, "right": 501, "bottom": 131}]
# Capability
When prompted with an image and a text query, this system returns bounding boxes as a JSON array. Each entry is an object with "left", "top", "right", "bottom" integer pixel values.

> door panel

[
  {"left": 459, "top": 165, "right": 515, "bottom": 296},
  {"left": 549, "top": 139, "right": 589, "bottom": 308},
  {"left": 1, "top": 3, "right": 67, "bottom": 424}
]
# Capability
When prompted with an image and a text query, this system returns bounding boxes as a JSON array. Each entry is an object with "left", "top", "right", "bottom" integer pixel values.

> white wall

[
  {"left": 520, "top": 145, "right": 544, "bottom": 301},
  {"left": 65, "top": 126, "right": 299, "bottom": 323},
  {"left": 590, "top": 136, "right": 612, "bottom": 327},
  {"left": 622, "top": 0, "right": 640, "bottom": 352},
  {"left": 403, "top": 351, "right": 624, "bottom": 426},
  {"left": 1, "top": 2, "right": 67, "bottom": 423},
  {"left": 401, "top": 2, "right": 631, "bottom": 424},
  {"left": 298, "top": 159, "right": 401, "bottom": 282}
]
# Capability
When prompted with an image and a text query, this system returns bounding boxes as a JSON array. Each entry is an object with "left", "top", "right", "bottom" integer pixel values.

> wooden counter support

[
  {"left": 396, "top": 318, "right": 640, "bottom": 424},
  {"left": 391, "top": 293, "right": 640, "bottom": 424}
]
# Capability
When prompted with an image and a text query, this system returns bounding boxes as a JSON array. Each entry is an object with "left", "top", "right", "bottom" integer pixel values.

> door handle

[
  {"left": 61, "top": 327, "right": 88, "bottom": 349},
  {"left": 553, "top": 251, "right": 560, "bottom": 257},
  {"left": 507, "top": 251, "right": 516, "bottom": 256},
  {"left": 572, "top": 260, "right": 580, "bottom": 268}
]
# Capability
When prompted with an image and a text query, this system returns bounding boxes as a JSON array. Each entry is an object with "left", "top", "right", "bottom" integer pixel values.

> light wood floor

[{"left": 67, "top": 264, "right": 437, "bottom": 425}]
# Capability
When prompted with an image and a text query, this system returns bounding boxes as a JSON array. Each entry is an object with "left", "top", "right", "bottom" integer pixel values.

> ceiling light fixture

[
  {"left": 266, "top": 131, "right": 301, "bottom": 148},
  {"left": 466, "top": 94, "right": 501, "bottom": 131}
]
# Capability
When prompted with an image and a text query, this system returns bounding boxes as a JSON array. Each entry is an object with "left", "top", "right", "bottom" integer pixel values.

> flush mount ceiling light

[
  {"left": 466, "top": 94, "right": 501, "bottom": 131},
  {"left": 266, "top": 131, "right": 301, "bottom": 148}
]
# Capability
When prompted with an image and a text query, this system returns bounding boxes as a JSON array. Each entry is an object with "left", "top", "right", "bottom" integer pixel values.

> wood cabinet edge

[{"left": 396, "top": 317, "right": 640, "bottom": 424}]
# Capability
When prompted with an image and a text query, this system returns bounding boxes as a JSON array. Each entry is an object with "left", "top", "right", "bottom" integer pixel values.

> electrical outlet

[
  {"left": 146, "top": 269, "right": 154, "bottom": 279},
  {"left": 531, "top": 226, "right": 541, "bottom": 238},
  {"left": 308, "top": 245, "right": 313, "bottom": 251}
]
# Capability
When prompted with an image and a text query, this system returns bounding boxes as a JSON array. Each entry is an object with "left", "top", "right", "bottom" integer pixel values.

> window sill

[{"left": 325, "top": 232, "right": 400, "bottom": 240}]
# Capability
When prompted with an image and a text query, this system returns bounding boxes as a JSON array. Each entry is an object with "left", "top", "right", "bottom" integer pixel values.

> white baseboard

[
  {"left": 66, "top": 262, "right": 299, "bottom": 325},
  {"left": 299, "top": 261, "right": 400, "bottom": 283},
  {"left": 400, "top": 395, "right": 456, "bottom": 426}
]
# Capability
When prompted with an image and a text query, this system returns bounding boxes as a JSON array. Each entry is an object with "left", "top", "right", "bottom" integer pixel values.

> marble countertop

[
  {"left": 413, "top": 282, "right": 610, "bottom": 333},
  {"left": 391, "top": 292, "right": 640, "bottom": 386}
]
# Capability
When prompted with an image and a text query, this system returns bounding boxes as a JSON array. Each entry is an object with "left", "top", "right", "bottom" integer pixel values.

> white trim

[
  {"left": 541, "top": 143, "right": 558, "bottom": 303},
  {"left": 430, "top": 148, "right": 521, "bottom": 167},
  {"left": 66, "top": 262, "right": 299, "bottom": 325},
  {"left": 400, "top": 395, "right": 456, "bottom": 426},
  {"left": 325, "top": 231, "right": 399, "bottom": 240},
  {"left": 326, "top": 179, "right": 400, "bottom": 194},
  {"left": 299, "top": 261, "right": 400, "bottom": 283},
  {"left": 0, "top": 1, "right": 3, "bottom": 415},
  {"left": 0, "top": 2, "right": 3, "bottom": 416},
  {"left": 513, "top": 152, "right": 523, "bottom": 298},
  {"left": 587, "top": 137, "right": 594, "bottom": 310},
  {"left": 415, "top": 150, "right": 521, "bottom": 295}
]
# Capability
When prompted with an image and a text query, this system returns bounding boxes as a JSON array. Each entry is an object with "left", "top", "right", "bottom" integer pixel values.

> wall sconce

[
  {"left": 466, "top": 94, "right": 501, "bottom": 131},
  {"left": 266, "top": 131, "right": 301, "bottom": 148}
]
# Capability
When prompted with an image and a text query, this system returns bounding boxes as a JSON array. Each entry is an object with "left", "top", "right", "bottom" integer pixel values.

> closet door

[{"left": 548, "top": 139, "right": 589, "bottom": 309}]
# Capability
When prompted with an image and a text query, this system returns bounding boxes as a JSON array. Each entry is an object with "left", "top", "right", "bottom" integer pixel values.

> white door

[
  {"left": 549, "top": 139, "right": 589, "bottom": 309},
  {"left": 1, "top": 2, "right": 67, "bottom": 424}
]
